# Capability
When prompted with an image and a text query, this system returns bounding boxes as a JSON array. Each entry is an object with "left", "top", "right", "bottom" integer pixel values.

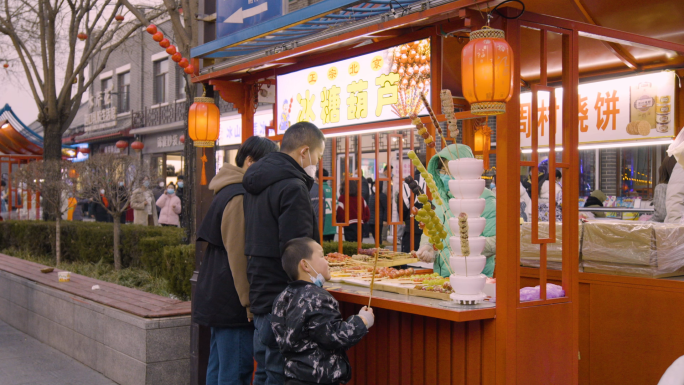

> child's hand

[{"left": 358, "top": 306, "right": 374, "bottom": 329}]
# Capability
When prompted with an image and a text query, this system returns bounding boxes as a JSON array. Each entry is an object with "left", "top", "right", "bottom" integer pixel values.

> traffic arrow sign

[{"left": 224, "top": 2, "right": 269, "bottom": 24}]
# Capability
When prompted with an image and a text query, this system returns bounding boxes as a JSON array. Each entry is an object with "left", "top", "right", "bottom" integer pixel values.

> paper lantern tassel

[{"left": 201, "top": 148, "right": 208, "bottom": 186}]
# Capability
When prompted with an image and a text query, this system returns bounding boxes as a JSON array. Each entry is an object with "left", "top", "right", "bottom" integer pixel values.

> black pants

[
  {"left": 343, "top": 223, "right": 359, "bottom": 242},
  {"left": 323, "top": 234, "right": 335, "bottom": 242},
  {"left": 401, "top": 223, "right": 423, "bottom": 253},
  {"left": 285, "top": 379, "right": 339, "bottom": 385},
  {"left": 369, "top": 224, "right": 383, "bottom": 244}
]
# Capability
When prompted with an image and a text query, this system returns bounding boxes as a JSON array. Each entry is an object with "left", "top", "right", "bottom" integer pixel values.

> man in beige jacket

[
  {"left": 194, "top": 136, "right": 278, "bottom": 385},
  {"left": 130, "top": 177, "right": 159, "bottom": 226}
]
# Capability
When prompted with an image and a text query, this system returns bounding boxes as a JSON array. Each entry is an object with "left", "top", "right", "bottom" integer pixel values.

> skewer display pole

[
  {"left": 368, "top": 250, "right": 380, "bottom": 308},
  {"left": 420, "top": 91, "right": 461, "bottom": 159}
]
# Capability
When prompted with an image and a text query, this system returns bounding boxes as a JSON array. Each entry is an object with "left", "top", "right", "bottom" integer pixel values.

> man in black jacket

[{"left": 243, "top": 121, "right": 325, "bottom": 385}]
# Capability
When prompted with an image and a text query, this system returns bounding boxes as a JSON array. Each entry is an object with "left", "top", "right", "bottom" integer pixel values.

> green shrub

[
  {"left": 161, "top": 244, "right": 195, "bottom": 300},
  {"left": 0, "top": 221, "right": 184, "bottom": 268},
  {"left": 322, "top": 241, "right": 377, "bottom": 256}
]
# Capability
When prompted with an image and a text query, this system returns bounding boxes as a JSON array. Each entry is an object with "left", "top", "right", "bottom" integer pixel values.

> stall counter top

[{"left": 326, "top": 282, "right": 496, "bottom": 323}]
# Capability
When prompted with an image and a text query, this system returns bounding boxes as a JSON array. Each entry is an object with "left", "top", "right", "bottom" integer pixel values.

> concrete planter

[{"left": 0, "top": 270, "right": 191, "bottom": 385}]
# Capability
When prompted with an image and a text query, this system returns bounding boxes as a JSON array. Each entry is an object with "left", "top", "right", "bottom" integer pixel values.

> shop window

[
  {"left": 153, "top": 59, "right": 168, "bottom": 104},
  {"left": 579, "top": 149, "right": 596, "bottom": 197},
  {"left": 176, "top": 67, "right": 186, "bottom": 100},
  {"left": 619, "top": 146, "right": 654, "bottom": 199},
  {"left": 117, "top": 72, "right": 130, "bottom": 113},
  {"left": 100, "top": 77, "right": 113, "bottom": 107}
]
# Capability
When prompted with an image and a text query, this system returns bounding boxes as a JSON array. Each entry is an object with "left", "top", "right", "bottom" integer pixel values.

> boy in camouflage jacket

[{"left": 272, "top": 238, "right": 375, "bottom": 385}]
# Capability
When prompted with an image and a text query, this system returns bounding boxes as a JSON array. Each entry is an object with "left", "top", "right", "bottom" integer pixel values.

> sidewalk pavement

[{"left": 0, "top": 319, "right": 117, "bottom": 385}]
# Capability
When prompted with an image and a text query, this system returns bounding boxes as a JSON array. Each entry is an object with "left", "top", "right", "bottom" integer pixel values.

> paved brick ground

[{"left": 0, "top": 320, "right": 116, "bottom": 385}]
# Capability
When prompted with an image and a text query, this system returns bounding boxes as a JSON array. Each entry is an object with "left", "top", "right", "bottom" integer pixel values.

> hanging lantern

[
  {"left": 115, "top": 15, "right": 124, "bottom": 22},
  {"left": 2, "top": 63, "right": 8, "bottom": 69},
  {"left": 77, "top": 32, "right": 88, "bottom": 41},
  {"left": 179, "top": 134, "right": 185, "bottom": 144},
  {"left": 166, "top": 45, "right": 177, "bottom": 55},
  {"left": 131, "top": 141, "right": 144, "bottom": 151},
  {"left": 115, "top": 140, "right": 128, "bottom": 151},
  {"left": 178, "top": 58, "right": 189, "bottom": 68},
  {"left": 159, "top": 38, "right": 170, "bottom": 48},
  {"left": 188, "top": 88, "right": 219, "bottom": 185},
  {"left": 184, "top": 65, "right": 194, "bottom": 75},
  {"left": 68, "top": 169, "right": 79, "bottom": 179},
  {"left": 152, "top": 32, "right": 164, "bottom": 42},
  {"left": 461, "top": 27, "right": 514, "bottom": 115},
  {"left": 146, "top": 24, "right": 157, "bottom": 34},
  {"left": 171, "top": 52, "right": 182, "bottom": 62}
]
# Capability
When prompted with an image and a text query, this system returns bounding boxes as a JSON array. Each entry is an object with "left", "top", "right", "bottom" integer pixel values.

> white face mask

[
  {"left": 302, "top": 151, "right": 317, "bottom": 179},
  {"left": 100, "top": 189, "right": 105, "bottom": 195},
  {"left": 159, "top": 182, "right": 165, "bottom": 188},
  {"left": 305, "top": 261, "right": 325, "bottom": 288}
]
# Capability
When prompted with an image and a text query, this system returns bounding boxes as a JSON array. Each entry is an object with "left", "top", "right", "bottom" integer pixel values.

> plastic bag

[
  {"left": 667, "top": 127, "right": 684, "bottom": 166},
  {"left": 520, "top": 283, "right": 565, "bottom": 302}
]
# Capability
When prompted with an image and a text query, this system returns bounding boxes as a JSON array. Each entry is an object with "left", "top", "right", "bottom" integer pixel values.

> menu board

[
  {"left": 276, "top": 39, "right": 432, "bottom": 134},
  {"left": 520, "top": 72, "right": 676, "bottom": 148}
]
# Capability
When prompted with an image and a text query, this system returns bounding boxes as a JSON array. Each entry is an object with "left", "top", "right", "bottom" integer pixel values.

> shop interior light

[
  {"left": 324, "top": 124, "right": 415, "bottom": 138},
  {"left": 520, "top": 139, "right": 673, "bottom": 153}
]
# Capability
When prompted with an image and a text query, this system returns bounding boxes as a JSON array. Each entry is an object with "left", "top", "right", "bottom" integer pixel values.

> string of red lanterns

[{"left": 146, "top": 24, "right": 194, "bottom": 76}]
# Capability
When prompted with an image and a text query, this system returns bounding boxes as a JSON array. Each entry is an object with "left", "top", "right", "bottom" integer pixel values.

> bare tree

[
  {"left": 121, "top": 0, "right": 198, "bottom": 241},
  {"left": 80, "top": 153, "right": 150, "bottom": 270},
  {"left": 13, "top": 159, "right": 77, "bottom": 265},
  {"left": 0, "top": 0, "right": 164, "bottom": 161}
]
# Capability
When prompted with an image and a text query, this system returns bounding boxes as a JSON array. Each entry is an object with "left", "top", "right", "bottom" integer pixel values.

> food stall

[{"left": 189, "top": 0, "right": 684, "bottom": 383}]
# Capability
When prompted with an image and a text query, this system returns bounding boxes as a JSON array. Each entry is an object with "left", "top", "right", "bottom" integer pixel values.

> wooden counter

[
  {"left": 328, "top": 283, "right": 496, "bottom": 385},
  {"left": 521, "top": 267, "right": 684, "bottom": 385}
]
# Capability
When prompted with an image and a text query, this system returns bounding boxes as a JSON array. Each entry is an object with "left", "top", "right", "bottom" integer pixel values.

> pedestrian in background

[
  {"left": 156, "top": 183, "right": 181, "bottom": 227},
  {"left": 130, "top": 176, "right": 159, "bottom": 226}
]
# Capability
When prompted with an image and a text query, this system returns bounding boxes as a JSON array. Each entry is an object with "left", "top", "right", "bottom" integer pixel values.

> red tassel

[{"left": 201, "top": 148, "right": 208, "bottom": 186}]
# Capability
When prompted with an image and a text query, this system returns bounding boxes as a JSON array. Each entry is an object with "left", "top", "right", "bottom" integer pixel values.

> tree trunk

[
  {"left": 43, "top": 121, "right": 63, "bottom": 161},
  {"left": 113, "top": 216, "right": 121, "bottom": 270},
  {"left": 55, "top": 215, "right": 61, "bottom": 266}
]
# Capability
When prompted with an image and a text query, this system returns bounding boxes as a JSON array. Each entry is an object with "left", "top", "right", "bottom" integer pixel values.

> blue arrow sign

[{"left": 217, "top": 0, "right": 283, "bottom": 38}]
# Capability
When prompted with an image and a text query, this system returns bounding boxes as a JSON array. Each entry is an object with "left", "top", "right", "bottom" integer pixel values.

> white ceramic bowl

[
  {"left": 448, "top": 179, "right": 485, "bottom": 199},
  {"left": 449, "top": 217, "right": 487, "bottom": 237},
  {"left": 449, "top": 255, "right": 486, "bottom": 276},
  {"left": 449, "top": 274, "right": 487, "bottom": 295},
  {"left": 448, "top": 158, "right": 484, "bottom": 180},
  {"left": 449, "top": 198, "right": 486, "bottom": 217},
  {"left": 449, "top": 236, "right": 486, "bottom": 256}
]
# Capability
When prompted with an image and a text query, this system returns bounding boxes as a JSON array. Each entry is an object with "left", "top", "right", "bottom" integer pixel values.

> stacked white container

[{"left": 447, "top": 158, "right": 488, "bottom": 304}]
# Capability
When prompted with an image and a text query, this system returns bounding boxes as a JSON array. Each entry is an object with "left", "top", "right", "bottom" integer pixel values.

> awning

[
  {"left": 74, "top": 127, "right": 132, "bottom": 143},
  {"left": 129, "top": 120, "right": 185, "bottom": 135},
  {"left": 0, "top": 104, "right": 43, "bottom": 155}
]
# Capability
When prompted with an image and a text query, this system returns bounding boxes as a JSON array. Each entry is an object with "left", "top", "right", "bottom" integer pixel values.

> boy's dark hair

[
  {"left": 323, "top": 168, "right": 329, "bottom": 177},
  {"left": 177, "top": 175, "right": 184, "bottom": 181},
  {"left": 280, "top": 122, "right": 325, "bottom": 154},
  {"left": 555, "top": 169, "right": 562, "bottom": 180},
  {"left": 236, "top": 136, "right": 279, "bottom": 167},
  {"left": 281, "top": 237, "right": 316, "bottom": 281}
]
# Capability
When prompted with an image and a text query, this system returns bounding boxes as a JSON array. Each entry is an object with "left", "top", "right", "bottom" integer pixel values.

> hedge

[
  {"left": 322, "top": 241, "right": 378, "bottom": 256},
  {"left": 0, "top": 220, "right": 184, "bottom": 267}
]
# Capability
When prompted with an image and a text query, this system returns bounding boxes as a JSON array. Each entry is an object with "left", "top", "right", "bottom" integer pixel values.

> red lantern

[
  {"left": 179, "top": 134, "right": 185, "bottom": 144},
  {"left": 166, "top": 45, "right": 177, "bottom": 55},
  {"left": 171, "top": 52, "right": 182, "bottom": 62},
  {"left": 152, "top": 32, "right": 164, "bottom": 42},
  {"left": 115, "top": 140, "right": 128, "bottom": 150},
  {"left": 2, "top": 64, "right": 8, "bottom": 69},
  {"left": 159, "top": 38, "right": 170, "bottom": 48},
  {"left": 77, "top": 32, "right": 88, "bottom": 41},
  {"left": 178, "top": 58, "right": 189, "bottom": 68},
  {"left": 115, "top": 15, "right": 124, "bottom": 22},
  {"left": 131, "top": 141, "right": 144, "bottom": 151},
  {"left": 68, "top": 169, "right": 79, "bottom": 179},
  {"left": 461, "top": 27, "right": 514, "bottom": 115},
  {"left": 146, "top": 24, "right": 157, "bottom": 34},
  {"left": 188, "top": 90, "right": 219, "bottom": 185},
  {"left": 79, "top": 147, "right": 90, "bottom": 154},
  {"left": 184, "top": 65, "right": 194, "bottom": 75}
]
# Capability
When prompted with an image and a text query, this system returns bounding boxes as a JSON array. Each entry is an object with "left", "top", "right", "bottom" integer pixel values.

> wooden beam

[
  {"left": 570, "top": 0, "right": 638, "bottom": 70},
  {"left": 208, "top": 80, "right": 246, "bottom": 114}
]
